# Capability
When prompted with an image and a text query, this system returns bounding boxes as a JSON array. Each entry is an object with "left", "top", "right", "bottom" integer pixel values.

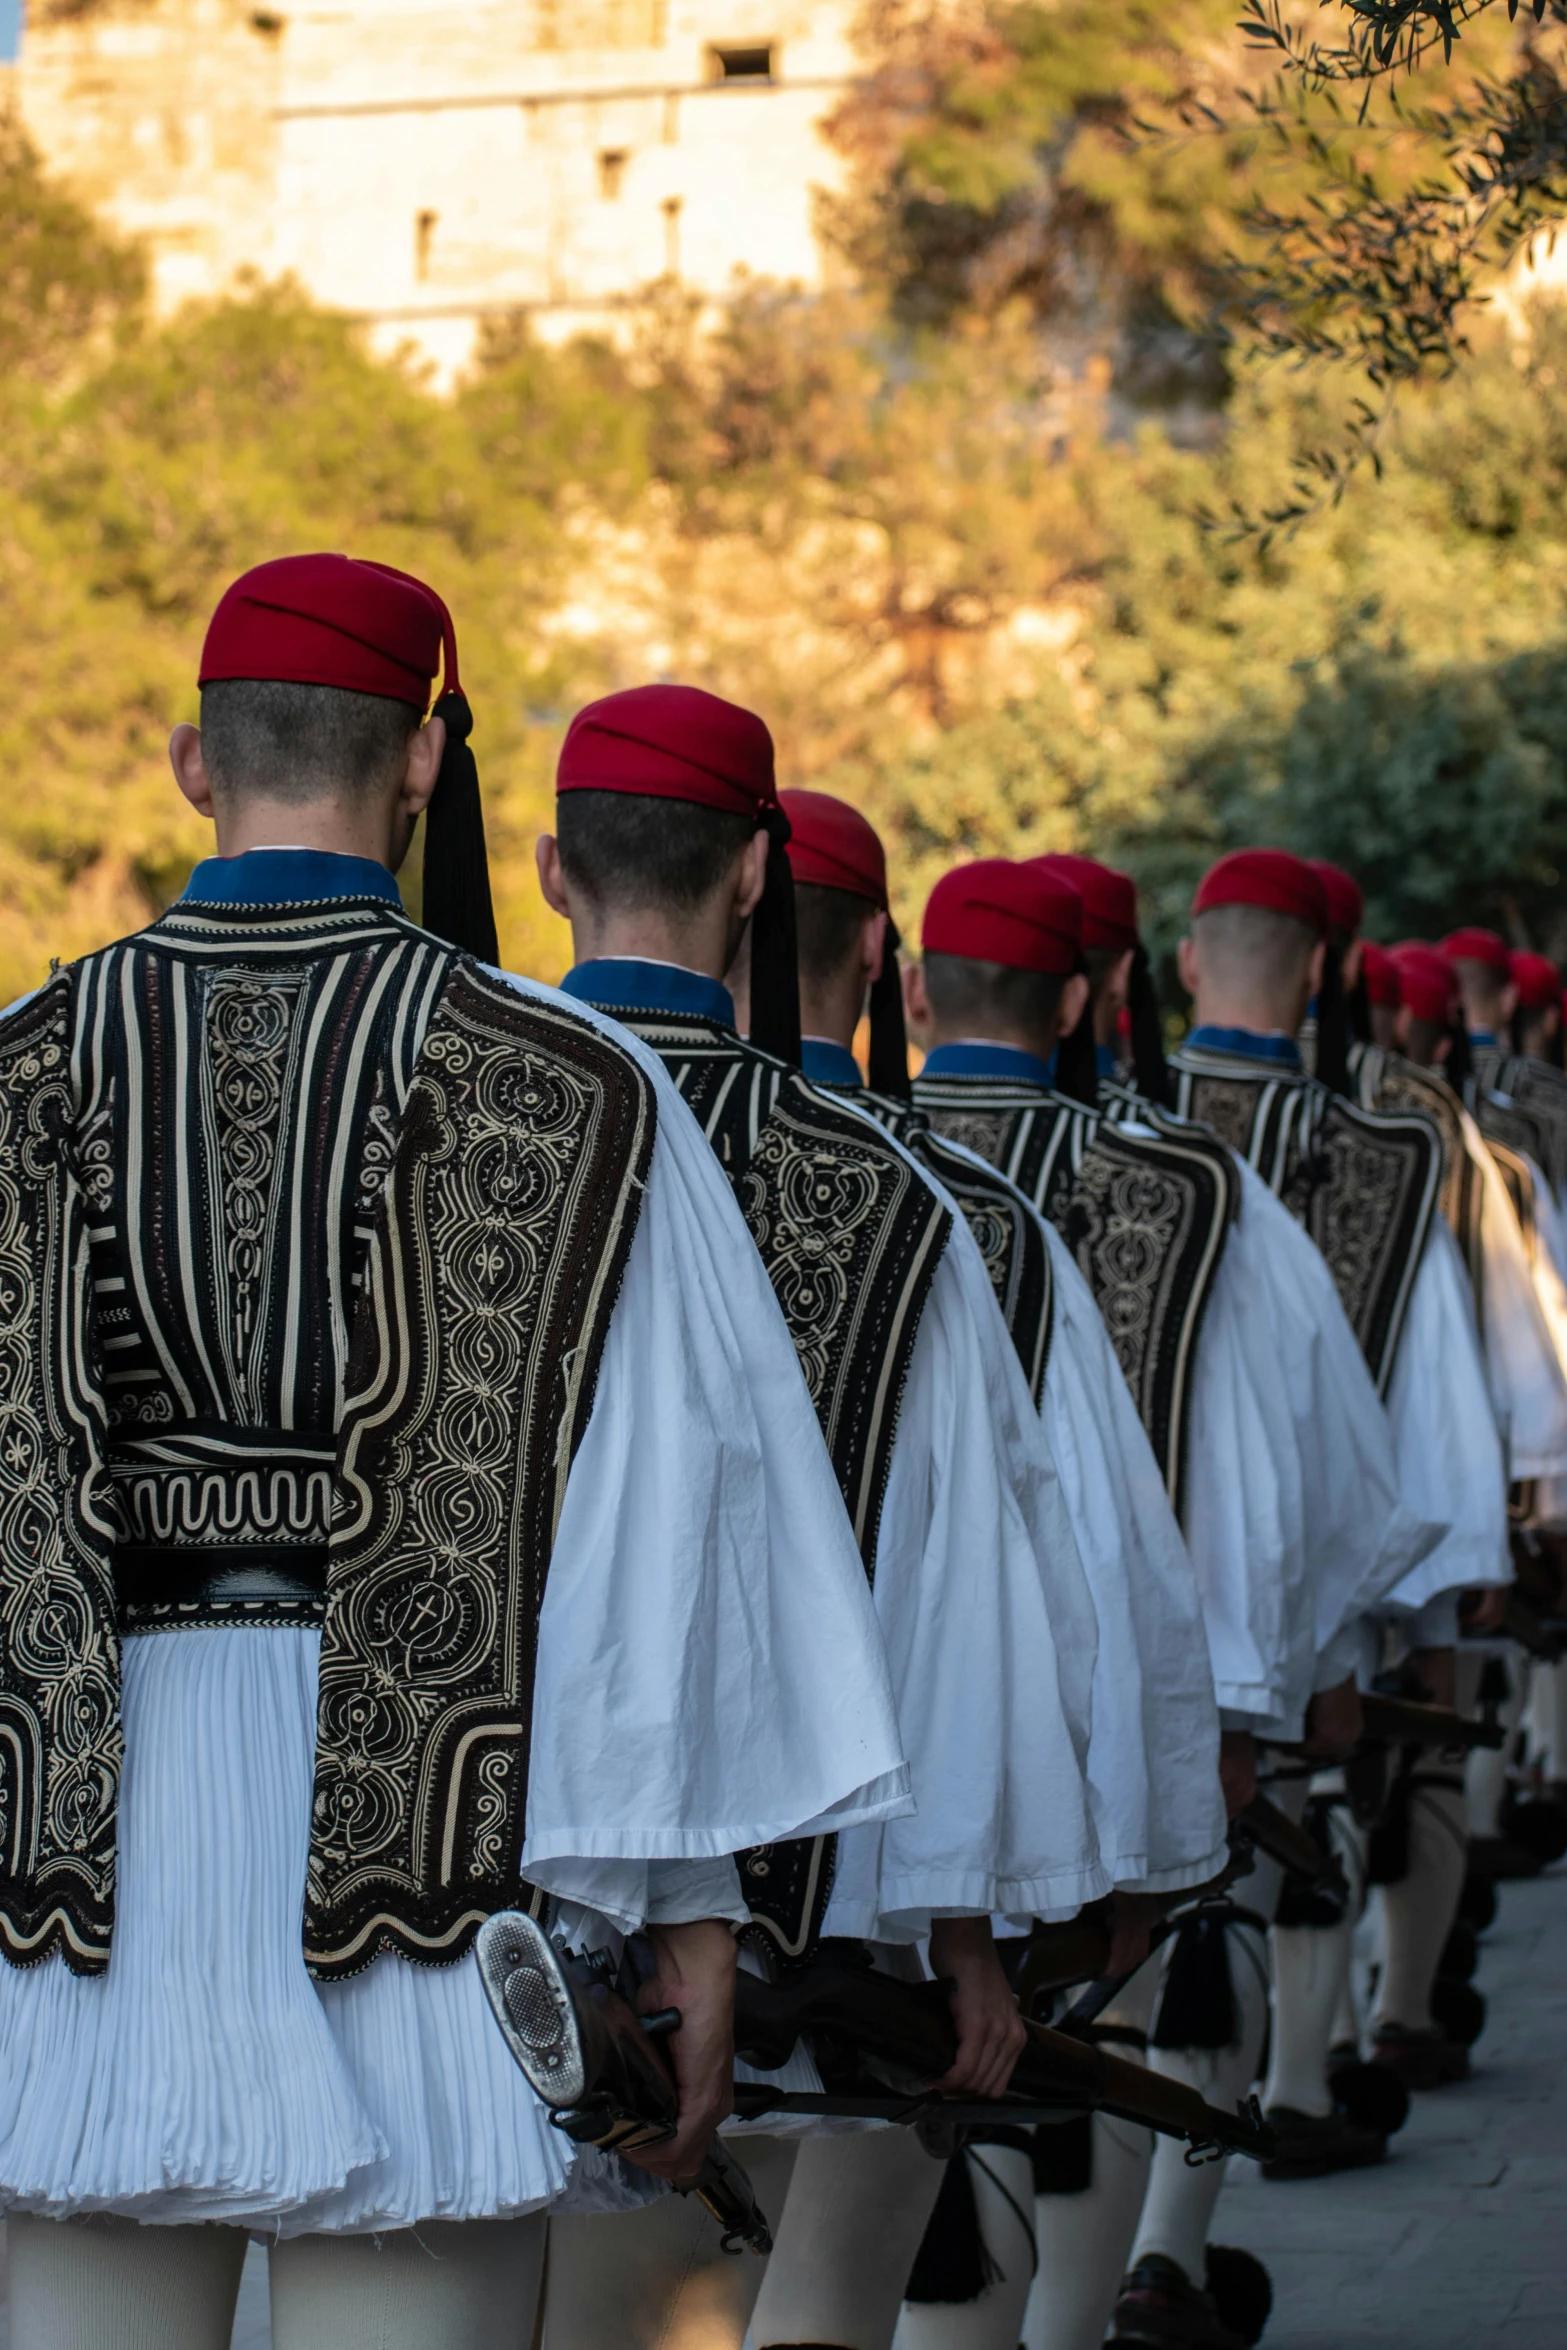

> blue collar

[
  {"left": 1469, "top": 1029, "right": 1499, "bottom": 1049},
  {"left": 922, "top": 1040, "right": 1057, "bottom": 1087},
  {"left": 180, "top": 848, "right": 402, "bottom": 907},
  {"left": 801, "top": 1038, "right": 864, "bottom": 1088},
  {"left": 1095, "top": 1043, "right": 1116, "bottom": 1080},
  {"left": 560, "top": 957, "right": 736, "bottom": 1029},
  {"left": 1186, "top": 1024, "right": 1303, "bottom": 1070}
]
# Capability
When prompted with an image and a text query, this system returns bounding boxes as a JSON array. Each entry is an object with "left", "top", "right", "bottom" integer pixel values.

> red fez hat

[
  {"left": 557, "top": 684, "right": 777, "bottom": 820},
  {"left": 1360, "top": 942, "right": 1402, "bottom": 1008},
  {"left": 780, "top": 789, "right": 888, "bottom": 911},
  {"left": 1193, "top": 849, "right": 1328, "bottom": 934},
  {"left": 199, "top": 553, "right": 493, "bottom": 961},
  {"left": 1391, "top": 944, "right": 1457, "bottom": 1026},
  {"left": 1310, "top": 860, "right": 1364, "bottom": 938},
  {"left": 1439, "top": 926, "right": 1511, "bottom": 977},
  {"left": 200, "top": 553, "right": 455, "bottom": 706},
  {"left": 1028, "top": 853, "right": 1138, "bottom": 952},
  {"left": 1510, "top": 949, "right": 1561, "bottom": 1010},
  {"left": 924, "top": 860, "right": 1082, "bottom": 976}
]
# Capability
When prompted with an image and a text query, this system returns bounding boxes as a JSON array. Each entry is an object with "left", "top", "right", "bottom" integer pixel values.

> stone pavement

[
  {"left": 5, "top": 1871, "right": 1566, "bottom": 2345},
  {"left": 1216, "top": 1864, "right": 1567, "bottom": 2348}
]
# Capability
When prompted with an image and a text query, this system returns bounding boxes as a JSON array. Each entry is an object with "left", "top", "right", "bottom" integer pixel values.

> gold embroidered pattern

[
  {"left": 306, "top": 968, "right": 655, "bottom": 1978},
  {"left": 0, "top": 979, "right": 122, "bottom": 1974}
]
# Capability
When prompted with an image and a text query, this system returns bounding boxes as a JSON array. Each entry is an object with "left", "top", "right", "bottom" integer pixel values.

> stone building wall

[{"left": 16, "top": 0, "right": 860, "bottom": 372}]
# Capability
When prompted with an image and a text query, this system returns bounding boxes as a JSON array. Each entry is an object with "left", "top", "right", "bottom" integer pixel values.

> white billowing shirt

[
  {"left": 1381, "top": 1218, "right": 1509, "bottom": 1610},
  {"left": 813, "top": 1157, "right": 1111, "bottom": 1938},
  {"left": 1458, "top": 1104, "right": 1567, "bottom": 1481},
  {"left": 1181, "top": 1159, "right": 1439, "bottom": 1742},
  {"left": 884, "top": 1128, "right": 1226, "bottom": 1900},
  {"left": 1033, "top": 1224, "right": 1227, "bottom": 1895},
  {"left": 485, "top": 973, "right": 916, "bottom": 1920}
]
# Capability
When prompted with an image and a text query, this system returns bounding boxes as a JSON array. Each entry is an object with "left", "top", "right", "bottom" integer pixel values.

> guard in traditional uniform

[
  {"left": 534, "top": 686, "right": 1157, "bottom": 2350},
  {"left": 0, "top": 562, "right": 916, "bottom": 2349}
]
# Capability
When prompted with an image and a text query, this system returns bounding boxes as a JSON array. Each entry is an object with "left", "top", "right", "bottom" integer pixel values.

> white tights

[
  {"left": 7, "top": 2210, "right": 545, "bottom": 2350},
  {"left": 547, "top": 2129, "right": 946, "bottom": 2350}
]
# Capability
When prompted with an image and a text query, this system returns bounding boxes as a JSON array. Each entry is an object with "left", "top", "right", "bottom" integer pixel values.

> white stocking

[
  {"left": 1372, "top": 1781, "right": 1469, "bottom": 2031},
  {"left": 269, "top": 2217, "right": 544, "bottom": 2350},
  {"left": 1018, "top": 1957, "right": 1159, "bottom": 2350},
  {"left": 1130, "top": 1919, "right": 1271, "bottom": 2284},
  {"left": 545, "top": 2139, "right": 799, "bottom": 2350},
  {"left": 748, "top": 2127, "right": 947, "bottom": 2350},
  {"left": 7, "top": 2213, "right": 247, "bottom": 2350},
  {"left": 894, "top": 2143, "right": 1038, "bottom": 2350}
]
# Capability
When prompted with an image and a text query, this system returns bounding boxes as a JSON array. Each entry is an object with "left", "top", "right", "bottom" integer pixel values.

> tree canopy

[{"left": 4, "top": 56, "right": 1567, "bottom": 1008}]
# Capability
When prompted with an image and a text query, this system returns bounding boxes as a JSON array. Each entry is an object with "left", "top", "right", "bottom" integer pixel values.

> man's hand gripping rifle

[
  {"left": 729, "top": 1956, "right": 1275, "bottom": 2165},
  {"left": 475, "top": 1912, "right": 773, "bottom": 2255}
]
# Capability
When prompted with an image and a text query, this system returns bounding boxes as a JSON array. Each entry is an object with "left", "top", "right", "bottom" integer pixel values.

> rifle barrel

[{"left": 1357, "top": 1693, "right": 1505, "bottom": 1751}]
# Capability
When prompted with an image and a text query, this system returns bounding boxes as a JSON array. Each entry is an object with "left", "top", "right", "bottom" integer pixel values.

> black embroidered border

[
  {"left": 0, "top": 977, "right": 123, "bottom": 1976},
  {"left": 303, "top": 966, "right": 656, "bottom": 1979},
  {"left": 1058, "top": 1115, "right": 1238, "bottom": 1520}
]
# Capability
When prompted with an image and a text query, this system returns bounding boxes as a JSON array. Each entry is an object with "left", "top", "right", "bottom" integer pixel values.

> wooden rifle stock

[{"left": 733, "top": 1963, "right": 1273, "bottom": 2162}]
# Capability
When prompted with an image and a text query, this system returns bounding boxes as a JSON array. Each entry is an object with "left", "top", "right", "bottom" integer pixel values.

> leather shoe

[
  {"left": 1106, "top": 2253, "right": 1250, "bottom": 2348},
  {"left": 1259, "top": 2103, "right": 1386, "bottom": 2179},
  {"left": 1371, "top": 2021, "right": 1470, "bottom": 2089}
]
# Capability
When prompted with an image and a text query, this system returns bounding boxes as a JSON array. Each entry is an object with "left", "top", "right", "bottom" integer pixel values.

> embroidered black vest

[
  {"left": 1468, "top": 1044, "right": 1567, "bottom": 1198},
  {"left": 815, "top": 1084, "right": 1054, "bottom": 1406},
  {"left": 1167, "top": 1044, "right": 1442, "bottom": 1397},
  {"left": 600, "top": 1010, "right": 950, "bottom": 1964},
  {"left": 912, "top": 1076, "right": 1236, "bottom": 1521},
  {"left": 1349, "top": 1045, "right": 1483, "bottom": 1304},
  {"left": 0, "top": 902, "right": 654, "bottom": 1978}
]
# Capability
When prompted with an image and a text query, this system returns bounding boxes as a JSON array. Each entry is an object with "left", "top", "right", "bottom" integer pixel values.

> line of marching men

[
  {"left": 5, "top": 556, "right": 1564, "bottom": 2350},
  {"left": 530, "top": 704, "right": 1567, "bottom": 2350}
]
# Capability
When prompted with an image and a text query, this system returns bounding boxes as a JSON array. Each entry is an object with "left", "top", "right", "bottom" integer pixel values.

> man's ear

[
  {"left": 1499, "top": 980, "right": 1520, "bottom": 1025},
  {"left": 1058, "top": 971, "right": 1091, "bottom": 1039},
  {"left": 1433, "top": 1031, "right": 1452, "bottom": 1065},
  {"left": 169, "top": 724, "right": 215, "bottom": 819},
  {"left": 861, "top": 908, "right": 889, "bottom": 987},
  {"left": 1176, "top": 934, "right": 1199, "bottom": 998},
  {"left": 1395, "top": 1005, "right": 1411, "bottom": 1049},
  {"left": 903, "top": 958, "right": 932, "bottom": 1034},
  {"left": 536, "top": 834, "right": 571, "bottom": 918},
  {"left": 735, "top": 829, "right": 770, "bottom": 923},
  {"left": 1307, "top": 939, "right": 1326, "bottom": 998},
  {"left": 400, "top": 715, "right": 446, "bottom": 821}
]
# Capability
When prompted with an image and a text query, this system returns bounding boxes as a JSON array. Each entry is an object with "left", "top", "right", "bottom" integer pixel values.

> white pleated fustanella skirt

[{"left": 0, "top": 1626, "right": 640, "bottom": 2234}]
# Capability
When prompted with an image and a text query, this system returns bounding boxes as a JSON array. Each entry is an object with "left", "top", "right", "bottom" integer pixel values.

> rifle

[
  {"left": 730, "top": 1959, "right": 1275, "bottom": 2164},
  {"left": 475, "top": 1911, "right": 773, "bottom": 2254},
  {"left": 1461, "top": 1584, "right": 1567, "bottom": 1664},
  {"left": 1357, "top": 1691, "right": 1506, "bottom": 1753}
]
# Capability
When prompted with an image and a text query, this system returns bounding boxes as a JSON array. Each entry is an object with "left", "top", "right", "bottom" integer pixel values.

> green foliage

[{"left": 6, "top": 93, "right": 1567, "bottom": 1009}]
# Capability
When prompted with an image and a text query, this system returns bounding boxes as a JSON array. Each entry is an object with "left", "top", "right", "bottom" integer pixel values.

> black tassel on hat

[
  {"left": 422, "top": 687, "right": 499, "bottom": 965},
  {"left": 750, "top": 807, "right": 803, "bottom": 1068},
  {"left": 1127, "top": 941, "right": 1173, "bottom": 1107},
  {"left": 1053, "top": 955, "right": 1101, "bottom": 1105},
  {"left": 1314, "top": 940, "right": 1353, "bottom": 1097},
  {"left": 867, "top": 915, "right": 912, "bottom": 1099}
]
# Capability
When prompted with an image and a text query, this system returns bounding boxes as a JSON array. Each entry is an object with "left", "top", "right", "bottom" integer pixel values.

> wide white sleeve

[
  {"left": 1382, "top": 1219, "right": 1510, "bottom": 1609},
  {"left": 1035, "top": 1227, "right": 1227, "bottom": 1894},
  {"left": 1179, "top": 1172, "right": 1309, "bottom": 1730},
  {"left": 822, "top": 1225, "right": 1110, "bottom": 1939},
  {"left": 485, "top": 973, "right": 913, "bottom": 1924},
  {"left": 1220, "top": 1165, "right": 1442, "bottom": 1739},
  {"left": 1462, "top": 1109, "right": 1567, "bottom": 1479}
]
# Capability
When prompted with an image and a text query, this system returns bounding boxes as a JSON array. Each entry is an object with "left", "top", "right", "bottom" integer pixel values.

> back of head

[
  {"left": 1190, "top": 850, "right": 1327, "bottom": 1014},
  {"left": 1440, "top": 927, "right": 1512, "bottom": 1027},
  {"left": 199, "top": 679, "right": 420, "bottom": 808},
  {"left": 196, "top": 550, "right": 496, "bottom": 958},
  {"left": 921, "top": 860, "right": 1082, "bottom": 1060},
  {"left": 554, "top": 682, "right": 800, "bottom": 1063}
]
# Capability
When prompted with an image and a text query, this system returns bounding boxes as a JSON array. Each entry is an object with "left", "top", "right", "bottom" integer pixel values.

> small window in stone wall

[
  {"left": 707, "top": 43, "right": 775, "bottom": 81},
  {"left": 597, "top": 149, "right": 629, "bottom": 200},
  {"left": 414, "top": 210, "right": 438, "bottom": 283}
]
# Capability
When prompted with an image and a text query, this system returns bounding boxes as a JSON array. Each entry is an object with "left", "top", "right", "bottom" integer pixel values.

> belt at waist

[{"left": 115, "top": 1544, "right": 328, "bottom": 1634}]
